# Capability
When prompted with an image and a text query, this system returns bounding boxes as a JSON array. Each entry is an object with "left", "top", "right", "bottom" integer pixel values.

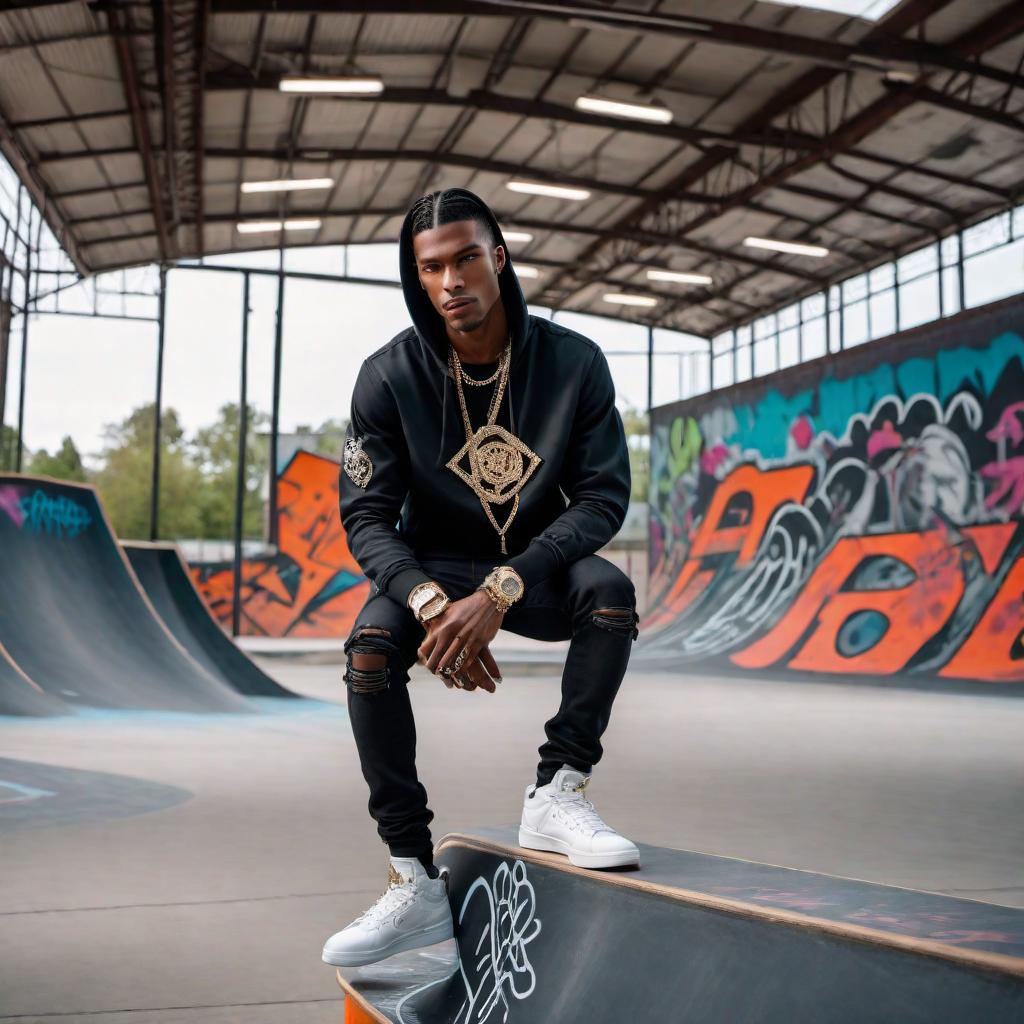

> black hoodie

[{"left": 338, "top": 187, "right": 631, "bottom": 608}]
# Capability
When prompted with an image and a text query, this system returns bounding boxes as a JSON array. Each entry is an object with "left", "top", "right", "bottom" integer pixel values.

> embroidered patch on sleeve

[{"left": 343, "top": 436, "right": 374, "bottom": 488}]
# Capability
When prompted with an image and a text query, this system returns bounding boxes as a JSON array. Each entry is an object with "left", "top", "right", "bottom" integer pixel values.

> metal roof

[{"left": 0, "top": 0, "right": 1021, "bottom": 337}]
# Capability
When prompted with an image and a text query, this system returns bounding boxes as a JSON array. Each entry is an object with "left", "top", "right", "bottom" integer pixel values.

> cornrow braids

[{"left": 408, "top": 189, "right": 496, "bottom": 250}]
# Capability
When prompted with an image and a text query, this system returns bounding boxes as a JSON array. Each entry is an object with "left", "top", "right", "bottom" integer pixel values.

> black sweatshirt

[{"left": 338, "top": 186, "right": 631, "bottom": 608}]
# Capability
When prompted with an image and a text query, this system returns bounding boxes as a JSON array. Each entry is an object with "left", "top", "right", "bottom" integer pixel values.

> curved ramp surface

[
  {"left": 0, "top": 642, "right": 65, "bottom": 717},
  {"left": 0, "top": 475, "right": 250, "bottom": 712},
  {"left": 336, "top": 828, "right": 1024, "bottom": 1023},
  {"left": 124, "top": 542, "right": 297, "bottom": 699}
]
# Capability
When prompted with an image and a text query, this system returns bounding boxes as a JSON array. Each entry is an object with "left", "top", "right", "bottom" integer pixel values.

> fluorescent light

[
  {"left": 515, "top": 264, "right": 540, "bottom": 278},
  {"left": 506, "top": 180, "right": 590, "bottom": 201},
  {"left": 646, "top": 268, "right": 713, "bottom": 286},
  {"left": 241, "top": 177, "right": 334, "bottom": 193},
  {"left": 744, "top": 236, "right": 829, "bottom": 258},
  {"left": 502, "top": 230, "right": 534, "bottom": 244},
  {"left": 575, "top": 95, "right": 673, "bottom": 124},
  {"left": 236, "top": 218, "right": 322, "bottom": 234},
  {"left": 279, "top": 75, "right": 383, "bottom": 95},
  {"left": 603, "top": 292, "right": 658, "bottom": 307},
  {"left": 759, "top": 1, "right": 901, "bottom": 20}
]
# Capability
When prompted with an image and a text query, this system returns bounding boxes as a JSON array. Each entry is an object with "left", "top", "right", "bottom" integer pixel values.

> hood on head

[{"left": 398, "top": 186, "right": 529, "bottom": 373}]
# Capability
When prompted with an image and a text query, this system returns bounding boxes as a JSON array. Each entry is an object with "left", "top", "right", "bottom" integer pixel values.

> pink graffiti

[
  {"left": 981, "top": 457, "right": 1024, "bottom": 515},
  {"left": 0, "top": 485, "right": 25, "bottom": 527},
  {"left": 700, "top": 443, "right": 729, "bottom": 474},
  {"left": 867, "top": 419, "right": 902, "bottom": 460},
  {"left": 986, "top": 402, "right": 1024, "bottom": 447},
  {"left": 790, "top": 414, "right": 814, "bottom": 451}
]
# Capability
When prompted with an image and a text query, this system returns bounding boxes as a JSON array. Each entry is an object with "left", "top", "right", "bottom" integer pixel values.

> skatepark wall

[{"left": 642, "top": 294, "right": 1024, "bottom": 684}]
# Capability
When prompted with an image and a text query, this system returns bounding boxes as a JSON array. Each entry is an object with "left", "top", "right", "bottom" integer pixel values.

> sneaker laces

[
  {"left": 355, "top": 866, "right": 417, "bottom": 927},
  {"left": 551, "top": 778, "right": 613, "bottom": 835}
]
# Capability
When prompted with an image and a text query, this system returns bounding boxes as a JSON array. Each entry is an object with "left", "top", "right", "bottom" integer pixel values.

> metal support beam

[
  {"left": 109, "top": 5, "right": 172, "bottom": 263},
  {"left": 209, "top": 0, "right": 1021, "bottom": 89},
  {"left": 232, "top": 272, "right": 250, "bottom": 637},
  {"left": 15, "top": 265, "right": 29, "bottom": 472},
  {"left": 888, "top": 83, "right": 1024, "bottom": 136},
  {"left": 149, "top": 266, "right": 168, "bottom": 540},
  {"left": 268, "top": 249, "right": 285, "bottom": 546},
  {"left": 646, "top": 324, "right": 653, "bottom": 417}
]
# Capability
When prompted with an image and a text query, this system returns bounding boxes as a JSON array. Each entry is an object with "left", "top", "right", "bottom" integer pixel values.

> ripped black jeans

[{"left": 342, "top": 551, "right": 640, "bottom": 859}]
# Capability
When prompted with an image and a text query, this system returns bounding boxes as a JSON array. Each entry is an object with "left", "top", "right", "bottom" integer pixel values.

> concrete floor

[{"left": 1, "top": 660, "right": 1022, "bottom": 1022}]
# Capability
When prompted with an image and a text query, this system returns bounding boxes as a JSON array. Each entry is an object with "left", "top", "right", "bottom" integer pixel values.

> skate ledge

[{"left": 436, "top": 827, "right": 1024, "bottom": 978}]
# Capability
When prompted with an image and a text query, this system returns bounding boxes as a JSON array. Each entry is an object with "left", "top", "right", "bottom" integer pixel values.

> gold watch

[
  {"left": 408, "top": 581, "right": 450, "bottom": 624},
  {"left": 477, "top": 566, "right": 524, "bottom": 613}
]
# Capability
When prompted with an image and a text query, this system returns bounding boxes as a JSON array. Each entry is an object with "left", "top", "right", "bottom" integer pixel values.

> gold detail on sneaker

[{"left": 386, "top": 863, "right": 406, "bottom": 889}]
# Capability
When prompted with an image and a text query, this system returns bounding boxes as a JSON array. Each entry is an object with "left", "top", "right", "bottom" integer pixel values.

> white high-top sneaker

[
  {"left": 321, "top": 856, "right": 454, "bottom": 967},
  {"left": 519, "top": 765, "right": 640, "bottom": 869}
]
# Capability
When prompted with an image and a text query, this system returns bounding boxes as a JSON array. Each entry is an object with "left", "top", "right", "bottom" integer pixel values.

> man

[{"left": 322, "top": 187, "right": 641, "bottom": 968}]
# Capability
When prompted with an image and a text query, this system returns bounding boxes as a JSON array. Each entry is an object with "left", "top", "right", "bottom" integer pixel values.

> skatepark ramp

[
  {"left": 0, "top": 641, "right": 66, "bottom": 717},
  {"left": 335, "top": 828, "right": 1024, "bottom": 1023},
  {"left": 0, "top": 475, "right": 251, "bottom": 713},
  {"left": 123, "top": 542, "right": 297, "bottom": 699}
]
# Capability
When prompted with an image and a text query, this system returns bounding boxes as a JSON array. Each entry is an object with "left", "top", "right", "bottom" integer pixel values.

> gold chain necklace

[
  {"left": 446, "top": 333, "right": 542, "bottom": 554},
  {"left": 455, "top": 345, "right": 507, "bottom": 386}
]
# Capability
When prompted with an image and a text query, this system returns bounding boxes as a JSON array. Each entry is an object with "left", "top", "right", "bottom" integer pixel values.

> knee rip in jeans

[
  {"left": 592, "top": 606, "right": 640, "bottom": 641},
  {"left": 343, "top": 626, "right": 394, "bottom": 694}
]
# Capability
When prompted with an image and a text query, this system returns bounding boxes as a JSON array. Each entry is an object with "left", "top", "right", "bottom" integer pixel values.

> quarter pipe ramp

[
  {"left": 0, "top": 475, "right": 251, "bottom": 712},
  {"left": 124, "top": 542, "right": 296, "bottom": 699}
]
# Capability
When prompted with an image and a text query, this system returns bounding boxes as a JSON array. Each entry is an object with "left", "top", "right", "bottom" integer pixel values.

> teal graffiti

[{"left": 19, "top": 490, "right": 92, "bottom": 538}]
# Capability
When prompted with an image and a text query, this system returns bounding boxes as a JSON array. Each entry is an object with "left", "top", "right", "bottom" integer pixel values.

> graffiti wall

[
  {"left": 190, "top": 450, "right": 369, "bottom": 637},
  {"left": 645, "top": 296, "right": 1024, "bottom": 683}
]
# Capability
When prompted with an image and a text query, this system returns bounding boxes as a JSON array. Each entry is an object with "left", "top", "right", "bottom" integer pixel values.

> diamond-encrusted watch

[
  {"left": 408, "top": 581, "right": 450, "bottom": 624},
  {"left": 477, "top": 566, "right": 524, "bottom": 613}
]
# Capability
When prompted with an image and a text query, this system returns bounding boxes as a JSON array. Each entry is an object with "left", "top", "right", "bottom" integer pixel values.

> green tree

[
  {"left": 191, "top": 402, "right": 268, "bottom": 540},
  {"left": 621, "top": 403, "right": 650, "bottom": 503},
  {"left": 28, "top": 436, "right": 88, "bottom": 482},
  {"left": 0, "top": 424, "right": 26, "bottom": 472},
  {"left": 313, "top": 416, "right": 349, "bottom": 461},
  {"left": 92, "top": 403, "right": 204, "bottom": 540}
]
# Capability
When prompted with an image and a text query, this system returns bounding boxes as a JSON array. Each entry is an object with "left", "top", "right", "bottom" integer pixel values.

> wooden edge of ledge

[
  {"left": 436, "top": 832, "right": 1024, "bottom": 979},
  {"left": 334, "top": 968, "right": 393, "bottom": 1024}
]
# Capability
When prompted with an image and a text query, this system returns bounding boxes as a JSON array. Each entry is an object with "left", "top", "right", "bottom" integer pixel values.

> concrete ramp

[
  {"left": 0, "top": 642, "right": 65, "bottom": 717},
  {"left": 336, "top": 828, "right": 1024, "bottom": 1023},
  {"left": 123, "top": 541, "right": 297, "bottom": 699},
  {"left": 0, "top": 475, "right": 251, "bottom": 713}
]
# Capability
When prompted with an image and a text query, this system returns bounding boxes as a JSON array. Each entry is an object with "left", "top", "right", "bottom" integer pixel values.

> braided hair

[{"left": 408, "top": 189, "right": 497, "bottom": 250}]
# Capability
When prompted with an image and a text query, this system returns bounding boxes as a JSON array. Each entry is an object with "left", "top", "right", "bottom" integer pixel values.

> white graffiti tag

[{"left": 454, "top": 858, "right": 542, "bottom": 1024}]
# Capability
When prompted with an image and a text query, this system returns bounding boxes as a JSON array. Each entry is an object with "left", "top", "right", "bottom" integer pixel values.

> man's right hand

[{"left": 416, "top": 599, "right": 502, "bottom": 693}]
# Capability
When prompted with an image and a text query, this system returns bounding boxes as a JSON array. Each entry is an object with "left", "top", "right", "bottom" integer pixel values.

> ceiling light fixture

[
  {"left": 603, "top": 292, "right": 658, "bottom": 307},
  {"left": 278, "top": 75, "right": 383, "bottom": 95},
  {"left": 575, "top": 95, "right": 673, "bottom": 124},
  {"left": 646, "top": 268, "right": 713, "bottom": 286},
  {"left": 240, "top": 178, "right": 334, "bottom": 193},
  {"left": 506, "top": 180, "right": 590, "bottom": 201},
  {"left": 514, "top": 264, "right": 540, "bottom": 278},
  {"left": 236, "top": 218, "right": 322, "bottom": 233},
  {"left": 743, "top": 236, "right": 829, "bottom": 258},
  {"left": 502, "top": 230, "right": 534, "bottom": 243}
]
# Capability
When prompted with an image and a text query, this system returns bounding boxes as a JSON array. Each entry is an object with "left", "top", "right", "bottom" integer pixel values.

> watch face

[
  {"left": 412, "top": 586, "right": 439, "bottom": 611},
  {"left": 499, "top": 577, "right": 521, "bottom": 598}
]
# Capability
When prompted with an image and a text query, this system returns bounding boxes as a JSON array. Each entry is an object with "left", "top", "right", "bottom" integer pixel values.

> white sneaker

[
  {"left": 518, "top": 765, "right": 640, "bottom": 869},
  {"left": 321, "top": 856, "right": 454, "bottom": 967}
]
